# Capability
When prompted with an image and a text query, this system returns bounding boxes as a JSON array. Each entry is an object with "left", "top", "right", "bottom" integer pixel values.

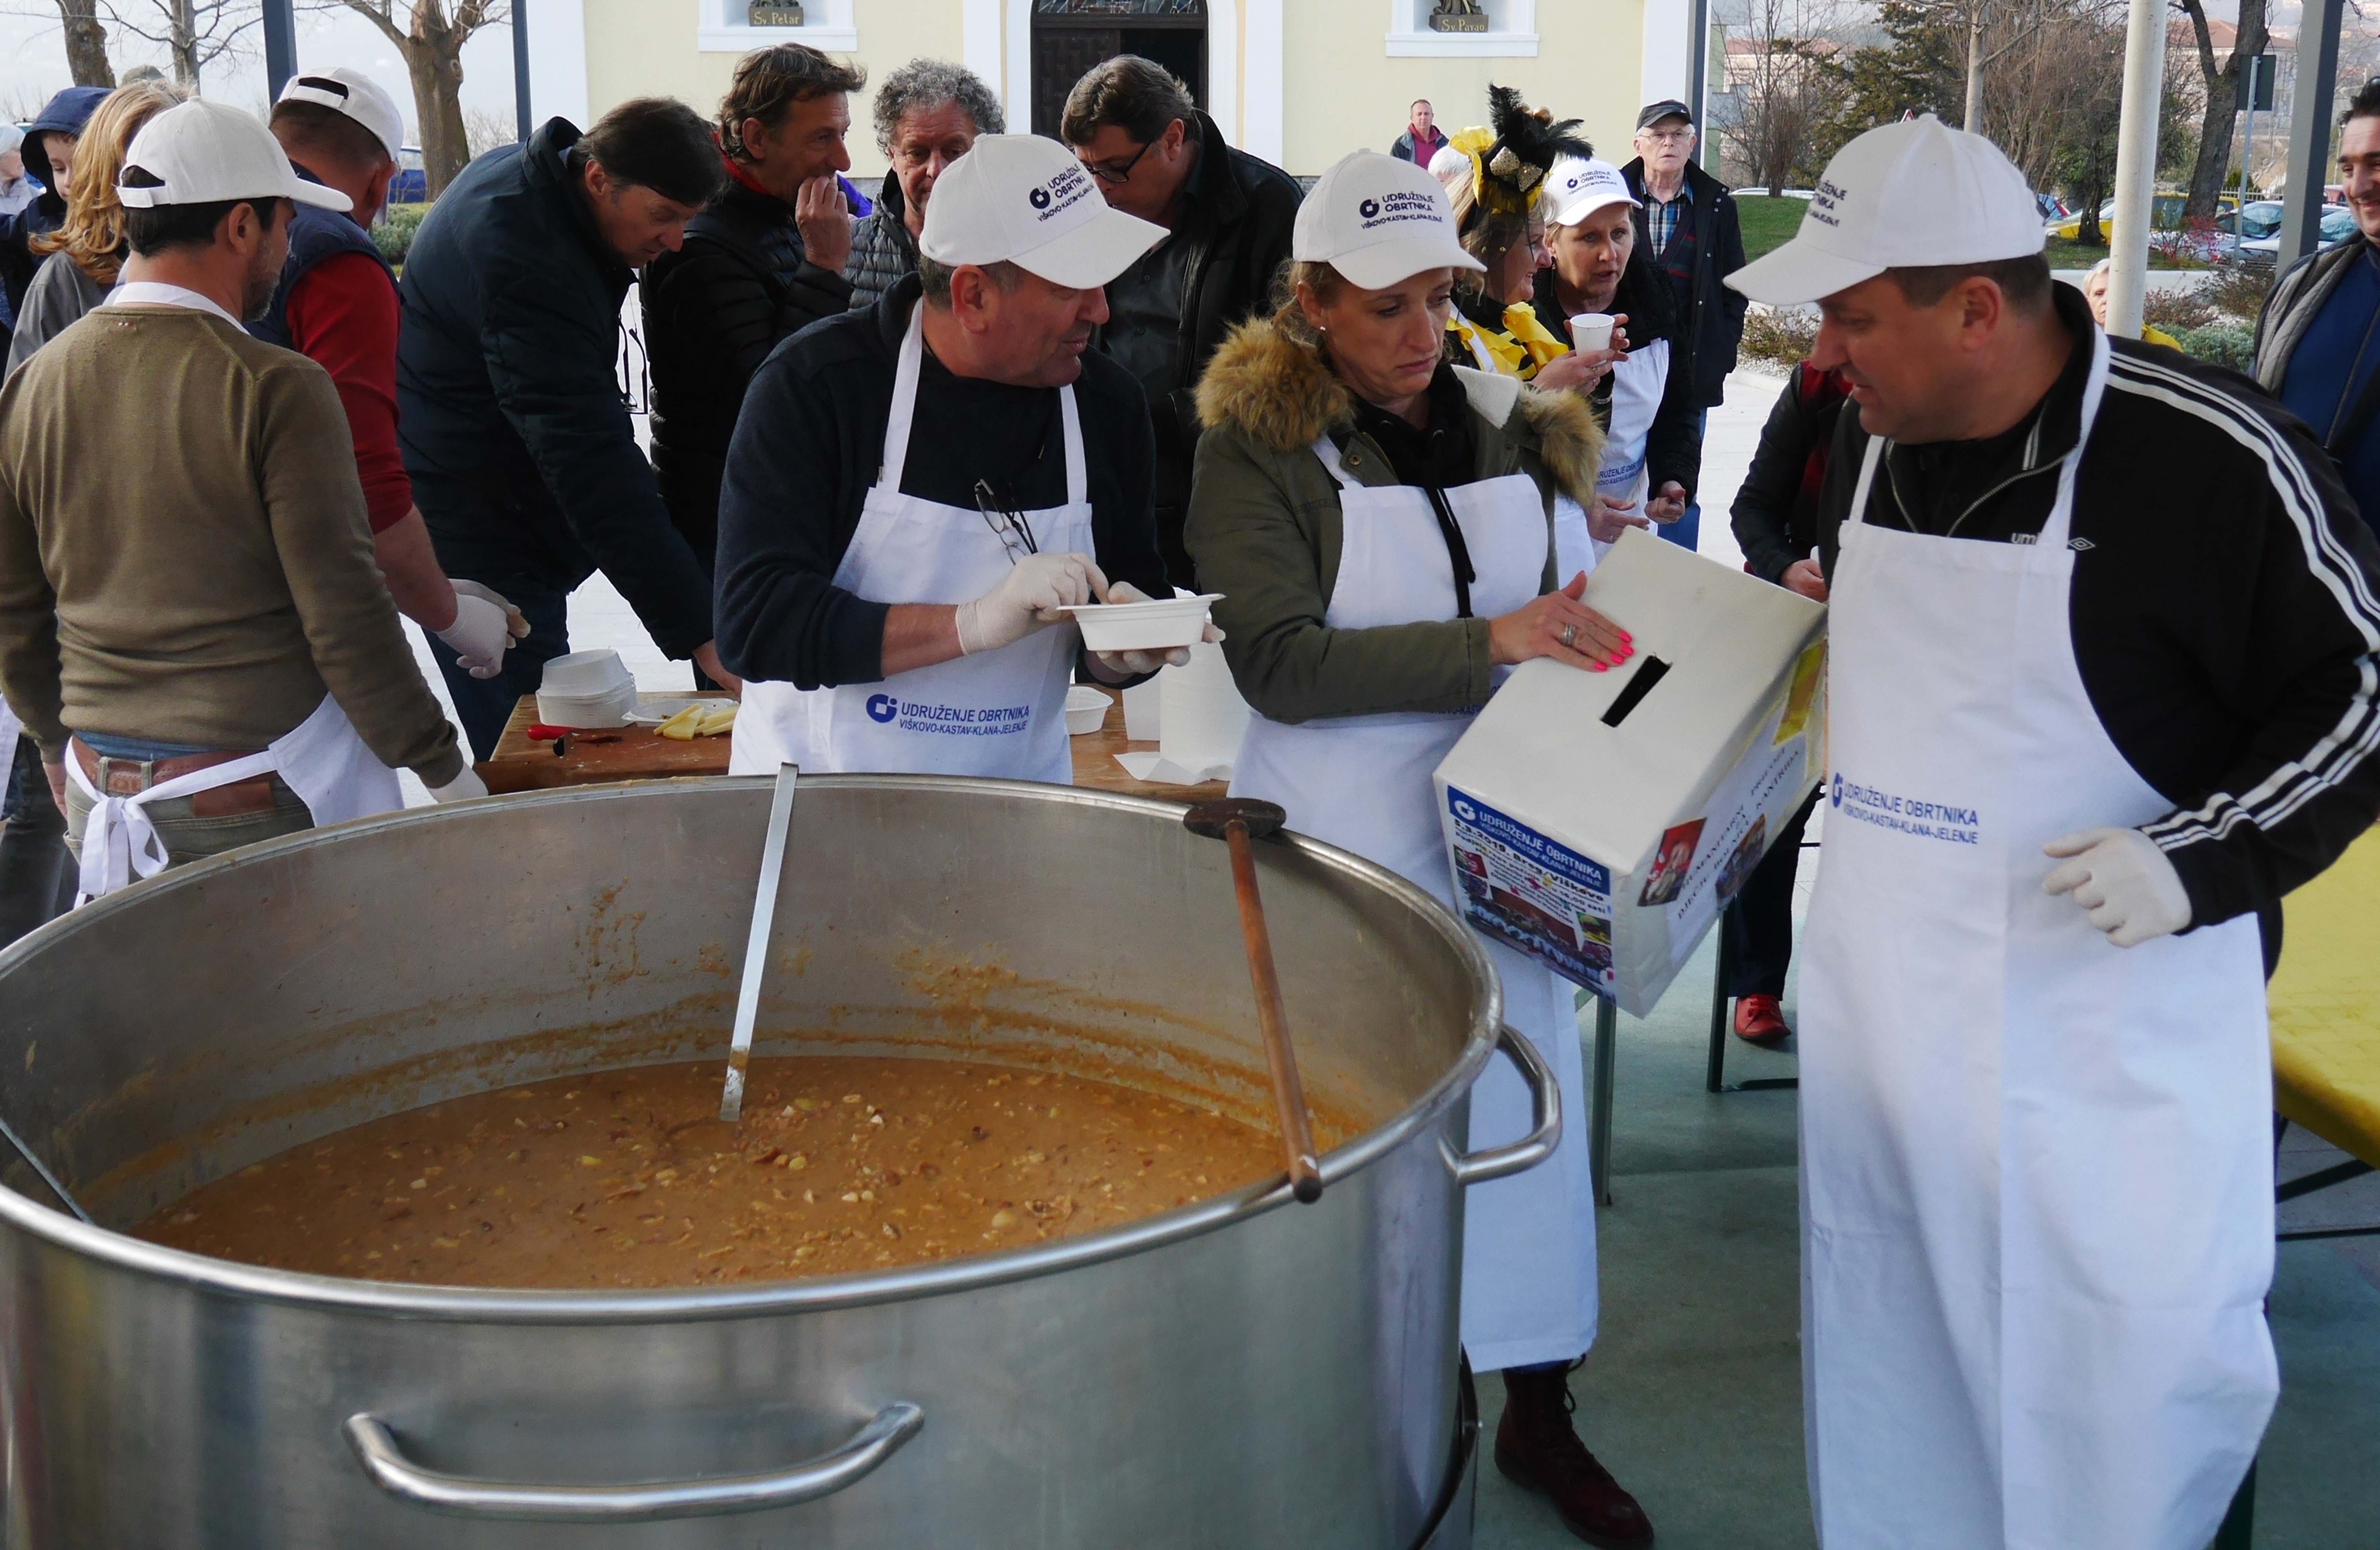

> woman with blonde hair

[
  {"left": 8, "top": 78, "right": 183, "bottom": 370},
  {"left": 1437, "top": 86, "right": 1599, "bottom": 394}
]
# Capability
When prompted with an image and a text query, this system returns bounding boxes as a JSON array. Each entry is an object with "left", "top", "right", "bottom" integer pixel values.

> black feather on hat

[{"left": 1467, "top": 85, "right": 1594, "bottom": 221}]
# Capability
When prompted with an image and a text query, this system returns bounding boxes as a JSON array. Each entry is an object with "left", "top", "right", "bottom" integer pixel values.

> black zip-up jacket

[
  {"left": 846, "top": 174, "right": 917, "bottom": 312},
  {"left": 713, "top": 276, "right": 1168, "bottom": 690},
  {"left": 1090, "top": 112, "right": 1299, "bottom": 589},
  {"left": 1732, "top": 363, "right": 1850, "bottom": 584},
  {"left": 1618, "top": 157, "right": 1748, "bottom": 411},
  {"left": 396, "top": 118, "right": 713, "bottom": 658},
  {"left": 1533, "top": 255, "right": 1702, "bottom": 502},
  {"left": 1815, "top": 283, "right": 2380, "bottom": 966},
  {"left": 643, "top": 171, "right": 854, "bottom": 571},
  {"left": 0, "top": 86, "right": 105, "bottom": 317}
]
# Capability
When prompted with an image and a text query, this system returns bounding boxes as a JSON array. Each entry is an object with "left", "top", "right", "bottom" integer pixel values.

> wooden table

[{"left": 478, "top": 688, "right": 1227, "bottom": 803}]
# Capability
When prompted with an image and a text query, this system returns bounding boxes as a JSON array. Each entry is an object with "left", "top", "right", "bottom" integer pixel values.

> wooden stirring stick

[{"left": 1183, "top": 799, "right": 1323, "bottom": 1203}]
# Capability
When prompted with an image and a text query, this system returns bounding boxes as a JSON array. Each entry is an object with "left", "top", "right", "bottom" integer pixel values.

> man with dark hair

[
  {"left": 1732, "top": 116, "right": 2380, "bottom": 1549},
  {"left": 643, "top": 44, "right": 866, "bottom": 638},
  {"left": 715, "top": 135, "right": 1180, "bottom": 780},
  {"left": 2252, "top": 75, "right": 2380, "bottom": 545},
  {"left": 1621, "top": 98, "right": 1747, "bottom": 551},
  {"left": 399, "top": 97, "right": 733, "bottom": 756},
  {"left": 0, "top": 99, "right": 477, "bottom": 898},
  {"left": 1060, "top": 54, "right": 1298, "bottom": 589},
  {"left": 1390, "top": 98, "right": 1446, "bottom": 164},
  {"left": 847, "top": 57, "right": 1003, "bottom": 310},
  {"left": 260, "top": 67, "right": 529, "bottom": 689}
]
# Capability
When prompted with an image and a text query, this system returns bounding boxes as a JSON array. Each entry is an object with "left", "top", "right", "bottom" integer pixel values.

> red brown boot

[
  {"left": 1733, "top": 993, "right": 1792, "bottom": 1047},
  {"left": 1494, "top": 1363, "right": 1654, "bottom": 1547}
]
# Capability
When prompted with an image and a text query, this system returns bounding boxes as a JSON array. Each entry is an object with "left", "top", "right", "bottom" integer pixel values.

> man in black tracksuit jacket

[
  {"left": 1815, "top": 280, "right": 2380, "bottom": 969},
  {"left": 398, "top": 106, "right": 729, "bottom": 757}
]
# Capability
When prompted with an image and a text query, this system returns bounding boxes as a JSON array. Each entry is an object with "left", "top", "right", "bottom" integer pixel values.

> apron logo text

[{"left": 1831, "top": 772, "right": 1981, "bottom": 843}]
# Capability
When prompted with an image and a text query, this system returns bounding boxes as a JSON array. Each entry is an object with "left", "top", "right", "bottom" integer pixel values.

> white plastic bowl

[
  {"left": 534, "top": 682, "right": 639, "bottom": 729},
  {"left": 1064, "top": 685, "right": 1111, "bottom": 736},
  {"left": 1057, "top": 594, "right": 1223, "bottom": 653},
  {"left": 539, "top": 649, "right": 634, "bottom": 697}
]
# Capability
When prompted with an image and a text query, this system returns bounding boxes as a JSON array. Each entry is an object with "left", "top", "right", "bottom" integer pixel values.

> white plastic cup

[{"left": 1570, "top": 313, "right": 1615, "bottom": 353}]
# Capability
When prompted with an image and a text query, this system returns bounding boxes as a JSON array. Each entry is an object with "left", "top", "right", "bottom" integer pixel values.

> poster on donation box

[{"left": 1433, "top": 530, "right": 1828, "bottom": 1018}]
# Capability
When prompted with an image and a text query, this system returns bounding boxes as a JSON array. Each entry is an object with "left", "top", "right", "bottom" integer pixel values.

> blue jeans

[
  {"left": 1656, "top": 409, "right": 1710, "bottom": 552},
  {"left": 427, "top": 581, "right": 573, "bottom": 761}
]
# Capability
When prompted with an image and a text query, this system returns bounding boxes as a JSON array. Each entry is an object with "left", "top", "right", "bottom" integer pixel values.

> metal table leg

[
  {"left": 1705, "top": 927, "right": 1798, "bottom": 1094},
  {"left": 1590, "top": 995, "right": 1616, "bottom": 1207}
]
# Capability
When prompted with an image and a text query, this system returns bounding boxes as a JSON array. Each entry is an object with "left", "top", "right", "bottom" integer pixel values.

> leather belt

[{"left": 69, "top": 739, "right": 280, "bottom": 817}]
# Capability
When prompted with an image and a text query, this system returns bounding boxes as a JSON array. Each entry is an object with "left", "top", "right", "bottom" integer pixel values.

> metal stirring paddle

[
  {"left": 1183, "top": 798, "right": 1324, "bottom": 1203},
  {"left": 720, "top": 761, "right": 799, "bottom": 1124},
  {"left": 0, "top": 1113, "right": 93, "bottom": 1225}
]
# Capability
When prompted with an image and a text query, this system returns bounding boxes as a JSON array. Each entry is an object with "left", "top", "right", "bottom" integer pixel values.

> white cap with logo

[
  {"left": 1294, "top": 149, "right": 1483, "bottom": 290},
  {"left": 919, "top": 134, "right": 1165, "bottom": 289},
  {"left": 1543, "top": 156, "right": 1640, "bottom": 229},
  {"left": 277, "top": 66, "right": 407, "bottom": 165},
  {"left": 119, "top": 99, "right": 351, "bottom": 213},
  {"left": 1724, "top": 115, "right": 2042, "bottom": 305}
]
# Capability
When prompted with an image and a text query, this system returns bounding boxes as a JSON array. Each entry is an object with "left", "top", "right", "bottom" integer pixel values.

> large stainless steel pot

[{"left": 0, "top": 778, "right": 1554, "bottom": 1549}]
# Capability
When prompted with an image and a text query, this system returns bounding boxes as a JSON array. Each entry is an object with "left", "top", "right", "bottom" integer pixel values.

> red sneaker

[
  {"left": 1733, "top": 994, "right": 1791, "bottom": 1047},
  {"left": 1494, "top": 1365, "right": 1655, "bottom": 1547}
]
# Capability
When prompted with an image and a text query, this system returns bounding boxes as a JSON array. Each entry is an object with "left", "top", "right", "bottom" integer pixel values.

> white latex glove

[
  {"left": 435, "top": 580, "right": 531, "bottom": 679},
  {"left": 1087, "top": 580, "right": 1227, "bottom": 676},
  {"left": 955, "top": 551, "right": 1108, "bottom": 656},
  {"left": 2042, "top": 827, "right": 2192, "bottom": 947},
  {"left": 427, "top": 766, "right": 489, "bottom": 804}
]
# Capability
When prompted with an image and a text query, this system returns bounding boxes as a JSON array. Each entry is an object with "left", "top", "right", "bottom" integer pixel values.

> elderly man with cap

[
  {"left": 713, "top": 135, "right": 1183, "bottom": 780},
  {"left": 1533, "top": 155, "right": 1701, "bottom": 578},
  {"left": 0, "top": 100, "right": 480, "bottom": 901},
  {"left": 258, "top": 67, "right": 527, "bottom": 688},
  {"left": 1620, "top": 99, "right": 1744, "bottom": 551},
  {"left": 1730, "top": 116, "right": 2380, "bottom": 1549}
]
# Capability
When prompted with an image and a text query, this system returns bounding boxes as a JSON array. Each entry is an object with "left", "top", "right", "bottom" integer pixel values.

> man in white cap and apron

[
  {"left": 0, "top": 100, "right": 481, "bottom": 902},
  {"left": 716, "top": 134, "right": 1193, "bottom": 779},
  {"left": 1727, "top": 115, "right": 2380, "bottom": 1549}
]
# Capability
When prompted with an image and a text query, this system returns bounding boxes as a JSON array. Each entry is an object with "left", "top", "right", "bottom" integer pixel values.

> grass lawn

[{"left": 1736, "top": 195, "right": 2207, "bottom": 271}]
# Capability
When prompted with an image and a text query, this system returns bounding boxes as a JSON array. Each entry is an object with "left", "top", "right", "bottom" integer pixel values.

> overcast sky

[{"left": 0, "top": 3, "right": 518, "bottom": 140}]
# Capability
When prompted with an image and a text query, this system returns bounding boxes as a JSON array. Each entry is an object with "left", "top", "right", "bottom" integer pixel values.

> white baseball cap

[
  {"left": 1294, "top": 150, "right": 1484, "bottom": 290},
  {"left": 1543, "top": 156, "right": 1640, "bottom": 229},
  {"left": 1725, "top": 115, "right": 2042, "bottom": 305},
  {"left": 919, "top": 134, "right": 1164, "bottom": 289},
  {"left": 278, "top": 66, "right": 406, "bottom": 165},
  {"left": 119, "top": 99, "right": 351, "bottom": 213}
]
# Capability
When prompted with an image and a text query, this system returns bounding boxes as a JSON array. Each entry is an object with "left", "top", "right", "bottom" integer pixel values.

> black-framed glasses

[
  {"left": 1081, "top": 137, "right": 1155, "bottom": 185},
  {"left": 974, "top": 480, "right": 1040, "bottom": 563}
]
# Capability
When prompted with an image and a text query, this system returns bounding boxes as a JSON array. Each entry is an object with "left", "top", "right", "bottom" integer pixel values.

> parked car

[
  {"left": 2046, "top": 191, "right": 2239, "bottom": 239},
  {"left": 1732, "top": 186, "right": 1814, "bottom": 199},
  {"left": 390, "top": 145, "right": 426, "bottom": 206},
  {"left": 2238, "top": 202, "right": 2360, "bottom": 265}
]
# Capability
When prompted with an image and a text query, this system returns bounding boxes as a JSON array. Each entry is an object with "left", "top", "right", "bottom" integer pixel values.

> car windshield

[
  {"left": 2323, "top": 205, "right": 2359, "bottom": 242},
  {"left": 2239, "top": 202, "right": 2284, "bottom": 239}
]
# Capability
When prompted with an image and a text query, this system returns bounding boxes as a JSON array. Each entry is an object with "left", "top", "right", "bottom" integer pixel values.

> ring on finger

[{"left": 1559, "top": 623, "right": 1578, "bottom": 649}]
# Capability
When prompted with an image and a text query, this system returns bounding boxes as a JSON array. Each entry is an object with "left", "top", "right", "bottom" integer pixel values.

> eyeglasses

[
  {"left": 1081, "top": 137, "right": 1155, "bottom": 185},
  {"left": 1640, "top": 128, "right": 1695, "bottom": 145},
  {"left": 974, "top": 480, "right": 1040, "bottom": 563}
]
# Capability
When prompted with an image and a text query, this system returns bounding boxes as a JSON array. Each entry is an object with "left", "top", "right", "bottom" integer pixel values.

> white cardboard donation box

[{"left": 1433, "top": 529, "right": 1828, "bottom": 1017}]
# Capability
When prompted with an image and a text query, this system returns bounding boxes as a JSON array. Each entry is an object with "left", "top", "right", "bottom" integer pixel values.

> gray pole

[
  {"left": 513, "top": 0, "right": 533, "bottom": 144},
  {"left": 1689, "top": 0, "right": 1710, "bottom": 167},
  {"left": 262, "top": 0, "right": 297, "bottom": 97},
  {"left": 2280, "top": 0, "right": 2344, "bottom": 270},
  {"left": 2242, "top": 59, "right": 2257, "bottom": 197}
]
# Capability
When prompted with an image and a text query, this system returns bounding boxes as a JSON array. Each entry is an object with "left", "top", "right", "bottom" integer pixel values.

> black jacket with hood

[
  {"left": 396, "top": 118, "right": 714, "bottom": 659},
  {"left": 642, "top": 168, "right": 855, "bottom": 571},
  {"left": 1618, "top": 155, "right": 1748, "bottom": 411},
  {"left": 0, "top": 86, "right": 107, "bottom": 317}
]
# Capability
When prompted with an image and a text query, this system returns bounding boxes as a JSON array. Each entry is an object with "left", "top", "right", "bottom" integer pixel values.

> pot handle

[
  {"left": 1444, "top": 1024, "right": 1564, "bottom": 1187},
  {"left": 342, "top": 1401, "right": 923, "bottom": 1523}
]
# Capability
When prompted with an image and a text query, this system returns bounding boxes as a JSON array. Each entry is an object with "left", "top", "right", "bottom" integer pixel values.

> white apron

[
  {"left": 730, "top": 308, "right": 1087, "bottom": 783},
  {"left": 1797, "top": 329, "right": 2276, "bottom": 1550},
  {"left": 1553, "top": 339, "right": 1671, "bottom": 582},
  {"left": 66, "top": 692, "right": 403, "bottom": 903},
  {"left": 1230, "top": 436, "right": 1600, "bottom": 1372}
]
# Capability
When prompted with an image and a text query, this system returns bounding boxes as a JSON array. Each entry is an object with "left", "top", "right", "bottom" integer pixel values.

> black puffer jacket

[
  {"left": 643, "top": 171, "right": 854, "bottom": 569},
  {"left": 1093, "top": 112, "right": 1300, "bottom": 588},
  {"left": 846, "top": 174, "right": 916, "bottom": 312},
  {"left": 396, "top": 118, "right": 713, "bottom": 659}
]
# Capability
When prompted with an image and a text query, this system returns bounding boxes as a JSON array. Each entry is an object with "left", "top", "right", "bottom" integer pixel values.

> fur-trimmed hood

[{"left": 1194, "top": 312, "right": 1604, "bottom": 505}]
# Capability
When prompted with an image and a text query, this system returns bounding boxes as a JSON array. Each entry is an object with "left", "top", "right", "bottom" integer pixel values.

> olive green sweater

[
  {"left": 1186, "top": 314, "right": 1604, "bottom": 724},
  {"left": 0, "top": 305, "right": 463, "bottom": 785}
]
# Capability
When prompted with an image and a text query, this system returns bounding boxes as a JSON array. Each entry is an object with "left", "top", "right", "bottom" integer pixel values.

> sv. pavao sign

[{"left": 1430, "top": 0, "right": 1490, "bottom": 32}]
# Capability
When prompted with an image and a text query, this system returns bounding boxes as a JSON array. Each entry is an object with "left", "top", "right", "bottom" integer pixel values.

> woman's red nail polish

[{"left": 1589, "top": 662, "right": 1608, "bottom": 672}]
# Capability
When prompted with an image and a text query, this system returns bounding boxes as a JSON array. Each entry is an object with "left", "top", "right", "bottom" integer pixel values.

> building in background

[{"left": 517, "top": 0, "right": 1710, "bottom": 180}]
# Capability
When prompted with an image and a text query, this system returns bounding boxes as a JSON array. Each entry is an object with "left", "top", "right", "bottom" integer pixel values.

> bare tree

[
  {"left": 1718, "top": 0, "right": 1852, "bottom": 194},
  {"left": 2175, "top": 0, "right": 2268, "bottom": 219},
  {"left": 464, "top": 103, "right": 516, "bottom": 159},
  {"left": 103, "top": 0, "right": 259, "bottom": 90},
  {"left": 313, "top": 0, "right": 510, "bottom": 197},
  {"left": 56, "top": 0, "right": 115, "bottom": 86}
]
